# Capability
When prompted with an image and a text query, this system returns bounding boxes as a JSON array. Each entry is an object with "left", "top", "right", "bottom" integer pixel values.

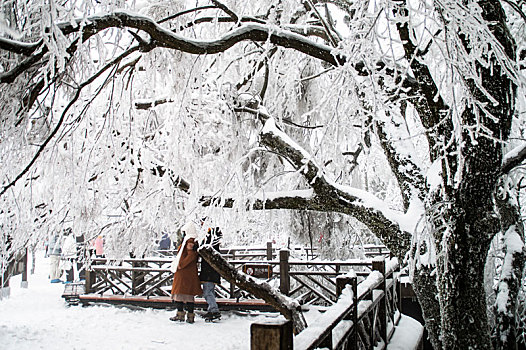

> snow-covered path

[
  {"left": 0, "top": 251, "right": 282, "bottom": 350},
  {"left": 1, "top": 251, "right": 423, "bottom": 349}
]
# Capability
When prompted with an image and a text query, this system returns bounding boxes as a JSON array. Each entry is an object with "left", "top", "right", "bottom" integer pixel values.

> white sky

[{"left": 0, "top": 251, "right": 423, "bottom": 349}]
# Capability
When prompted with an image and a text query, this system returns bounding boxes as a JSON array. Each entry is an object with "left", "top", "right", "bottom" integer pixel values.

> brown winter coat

[{"left": 170, "top": 240, "right": 202, "bottom": 297}]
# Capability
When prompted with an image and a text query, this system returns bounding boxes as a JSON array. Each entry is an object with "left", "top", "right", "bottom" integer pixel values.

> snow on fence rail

[{"left": 251, "top": 257, "right": 402, "bottom": 350}]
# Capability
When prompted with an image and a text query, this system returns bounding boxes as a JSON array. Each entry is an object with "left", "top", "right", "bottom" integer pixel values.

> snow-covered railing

[
  {"left": 153, "top": 241, "right": 319, "bottom": 261},
  {"left": 251, "top": 257, "right": 402, "bottom": 350},
  {"left": 83, "top": 245, "right": 392, "bottom": 306}
]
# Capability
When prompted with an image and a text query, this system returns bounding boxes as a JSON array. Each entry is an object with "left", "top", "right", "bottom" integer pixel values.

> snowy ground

[
  {"left": 0, "top": 250, "right": 286, "bottom": 350},
  {"left": 0, "top": 250, "right": 423, "bottom": 349}
]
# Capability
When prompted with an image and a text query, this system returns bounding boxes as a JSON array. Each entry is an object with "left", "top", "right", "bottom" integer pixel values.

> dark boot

[
  {"left": 203, "top": 311, "right": 221, "bottom": 320},
  {"left": 169, "top": 310, "right": 185, "bottom": 322},
  {"left": 186, "top": 312, "right": 195, "bottom": 324}
]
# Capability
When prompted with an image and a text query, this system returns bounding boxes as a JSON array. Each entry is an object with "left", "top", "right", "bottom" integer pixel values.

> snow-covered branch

[
  {"left": 199, "top": 189, "right": 321, "bottom": 211},
  {"left": 198, "top": 245, "right": 307, "bottom": 333},
  {"left": 375, "top": 120, "right": 426, "bottom": 209},
  {"left": 494, "top": 225, "right": 525, "bottom": 348},
  {"left": 260, "top": 118, "right": 412, "bottom": 258},
  {"left": 1, "top": 45, "right": 138, "bottom": 197},
  {"left": 393, "top": 0, "right": 452, "bottom": 161},
  {"left": 56, "top": 12, "right": 345, "bottom": 66},
  {"left": 501, "top": 142, "right": 526, "bottom": 174},
  {"left": 134, "top": 98, "right": 173, "bottom": 110}
]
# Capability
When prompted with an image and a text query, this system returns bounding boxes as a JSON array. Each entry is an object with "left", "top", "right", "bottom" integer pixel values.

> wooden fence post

[
  {"left": 279, "top": 250, "right": 290, "bottom": 296},
  {"left": 396, "top": 264, "right": 402, "bottom": 315},
  {"left": 251, "top": 319, "right": 293, "bottom": 350},
  {"left": 1, "top": 262, "right": 9, "bottom": 289},
  {"left": 21, "top": 248, "right": 28, "bottom": 288},
  {"left": 336, "top": 275, "right": 353, "bottom": 298},
  {"left": 85, "top": 269, "right": 93, "bottom": 293},
  {"left": 351, "top": 276, "right": 358, "bottom": 350},
  {"left": 267, "top": 241, "right": 273, "bottom": 261},
  {"left": 230, "top": 250, "right": 236, "bottom": 298},
  {"left": 85, "top": 257, "right": 96, "bottom": 294},
  {"left": 372, "top": 258, "right": 387, "bottom": 344}
]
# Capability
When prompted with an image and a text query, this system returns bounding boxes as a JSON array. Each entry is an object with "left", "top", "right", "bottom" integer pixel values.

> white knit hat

[
  {"left": 181, "top": 222, "right": 198, "bottom": 240},
  {"left": 170, "top": 222, "right": 198, "bottom": 273}
]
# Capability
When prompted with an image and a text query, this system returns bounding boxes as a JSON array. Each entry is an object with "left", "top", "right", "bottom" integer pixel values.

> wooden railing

[
  {"left": 251, "top": 257, "right": 402, "bottom": 350},
  {"left": 1, "top": 248, "right": 28, "bottom": 293},
  {"left": 85, "top": 257, "right": 172, "bottom": 296},
  {"left": 84, "top": 244, "right": 392, "bottom": 307}
]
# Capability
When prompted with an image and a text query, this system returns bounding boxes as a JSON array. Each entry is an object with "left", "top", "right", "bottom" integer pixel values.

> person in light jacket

[
  {"left": 94, "top": 235, "right": 104, "bottom": 258},
  {"left": 170, "top": 222, "right": 202, "bottom": 324},
  {"left": 61, "top": 230, "right": 77, "bottom": 283},
  {"left": 48, "top": 234, "right": 63, "bottom": 283}
]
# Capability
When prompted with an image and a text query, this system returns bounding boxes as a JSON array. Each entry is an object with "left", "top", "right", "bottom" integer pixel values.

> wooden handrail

[
  {"left": 251, "top": 257, "right": 401, "bottom": 350},
  {"left": 85, "top": 246, "right": 393, "bottom": 304}
]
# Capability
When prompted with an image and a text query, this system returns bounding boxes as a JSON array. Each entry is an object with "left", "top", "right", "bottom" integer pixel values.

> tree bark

[
  {"left": 437, "top": 214, "right": 495, "bottom": 349},
  {"left": 494, "top": 191, "right": 526, "bottom": 349}
]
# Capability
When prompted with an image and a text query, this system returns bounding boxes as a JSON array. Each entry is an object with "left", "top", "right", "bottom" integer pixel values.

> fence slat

[
  {"left": 372, "top": 258, "right": 387, "bottom": 347},
  {"left": 279, "top": 250, "right": 290, "bottom": 295}
]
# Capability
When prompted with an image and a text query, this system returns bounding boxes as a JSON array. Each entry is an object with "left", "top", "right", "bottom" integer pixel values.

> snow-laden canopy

[{"left": 1, "top": 1, "right": 526, "bottom": 349}]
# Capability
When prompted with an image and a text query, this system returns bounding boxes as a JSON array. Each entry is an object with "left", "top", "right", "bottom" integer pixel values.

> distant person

[
  {"left": 158, "top": 232, "right": 171, "bottom": 256},
  {"left": 170, "top": 222, "right": 202, "bottom": 323},
  {"left": 61, "top": 229, "right": 76, "bottom": 284},
  {"left": 199, "top": 219, "right": 223, "bottom": 321},
  {"left": 48, "top": 234, "right": 63, "bottom": 283},
  {"left": 94, "top": 235, "right": 104, "bottom": 258}
]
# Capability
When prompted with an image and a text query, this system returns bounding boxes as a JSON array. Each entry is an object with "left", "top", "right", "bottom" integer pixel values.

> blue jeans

[{"left": 202, "top": 282, "right": 219, "bottom": 313}]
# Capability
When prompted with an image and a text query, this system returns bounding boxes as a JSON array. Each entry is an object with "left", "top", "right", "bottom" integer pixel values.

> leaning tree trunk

[{"left": 198, "top": 245, "right": 307, "bottom": 334}]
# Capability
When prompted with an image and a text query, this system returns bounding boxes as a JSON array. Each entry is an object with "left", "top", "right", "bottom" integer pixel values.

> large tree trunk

[
  {"left": 434, "top": 132, "right": 501, "bottom": 349},
  {"left": 412, "top": 268, "right": 443, "bottom": 350},
  {"left": 437, "top": 218, "right": 494, "bottom": 349}
]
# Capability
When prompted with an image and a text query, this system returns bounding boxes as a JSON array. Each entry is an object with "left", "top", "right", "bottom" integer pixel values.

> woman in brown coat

[{"left": 170, "top": 223, "right": 202, "bottom": 323}]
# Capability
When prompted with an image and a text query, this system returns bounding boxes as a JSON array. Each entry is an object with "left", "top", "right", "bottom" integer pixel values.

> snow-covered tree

[{"left": 1, "top": 0, "right": 526, "bottom": 349}]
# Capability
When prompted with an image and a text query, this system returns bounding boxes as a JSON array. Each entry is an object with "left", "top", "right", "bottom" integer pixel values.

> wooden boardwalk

[
  {"left": 77, "top": 294, "right": 273, "bottom": 311},
  {"left": 59, "top": 244, "right": 422, "bottom": 349}
]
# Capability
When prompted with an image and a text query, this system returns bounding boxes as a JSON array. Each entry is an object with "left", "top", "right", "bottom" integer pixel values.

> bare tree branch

[
  {"left": 199, "top": 190, "right": 319, "bottom": 210},
  {"left": 134, "top": 98, "right": 173, "bottom": 110},
  {"left": 305, "top": 0, "right": 339, "bottom": 47},
  {"left": 211, "top": 0, "right": 239, "bottom": 23},
  {"left": 393, "top": 0, "right": 453, "bottom": 162},
  {"left": 1, "top": 46, "right": 141, "bottom": 197},
  {"left": 0, "top": 37, "right": 42, "bottom": 55},
  {"left": 56, "top": 13, "right": 346, "bottom": 66},
  {"left": 175, "top": 16, "right": 266, "bottom": 32},
  {"left": 158, "top": 5, "right": 217, "bottom": 24},
  {"left": 0, "top": 49, "right": 46, "bottom": 84}
]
